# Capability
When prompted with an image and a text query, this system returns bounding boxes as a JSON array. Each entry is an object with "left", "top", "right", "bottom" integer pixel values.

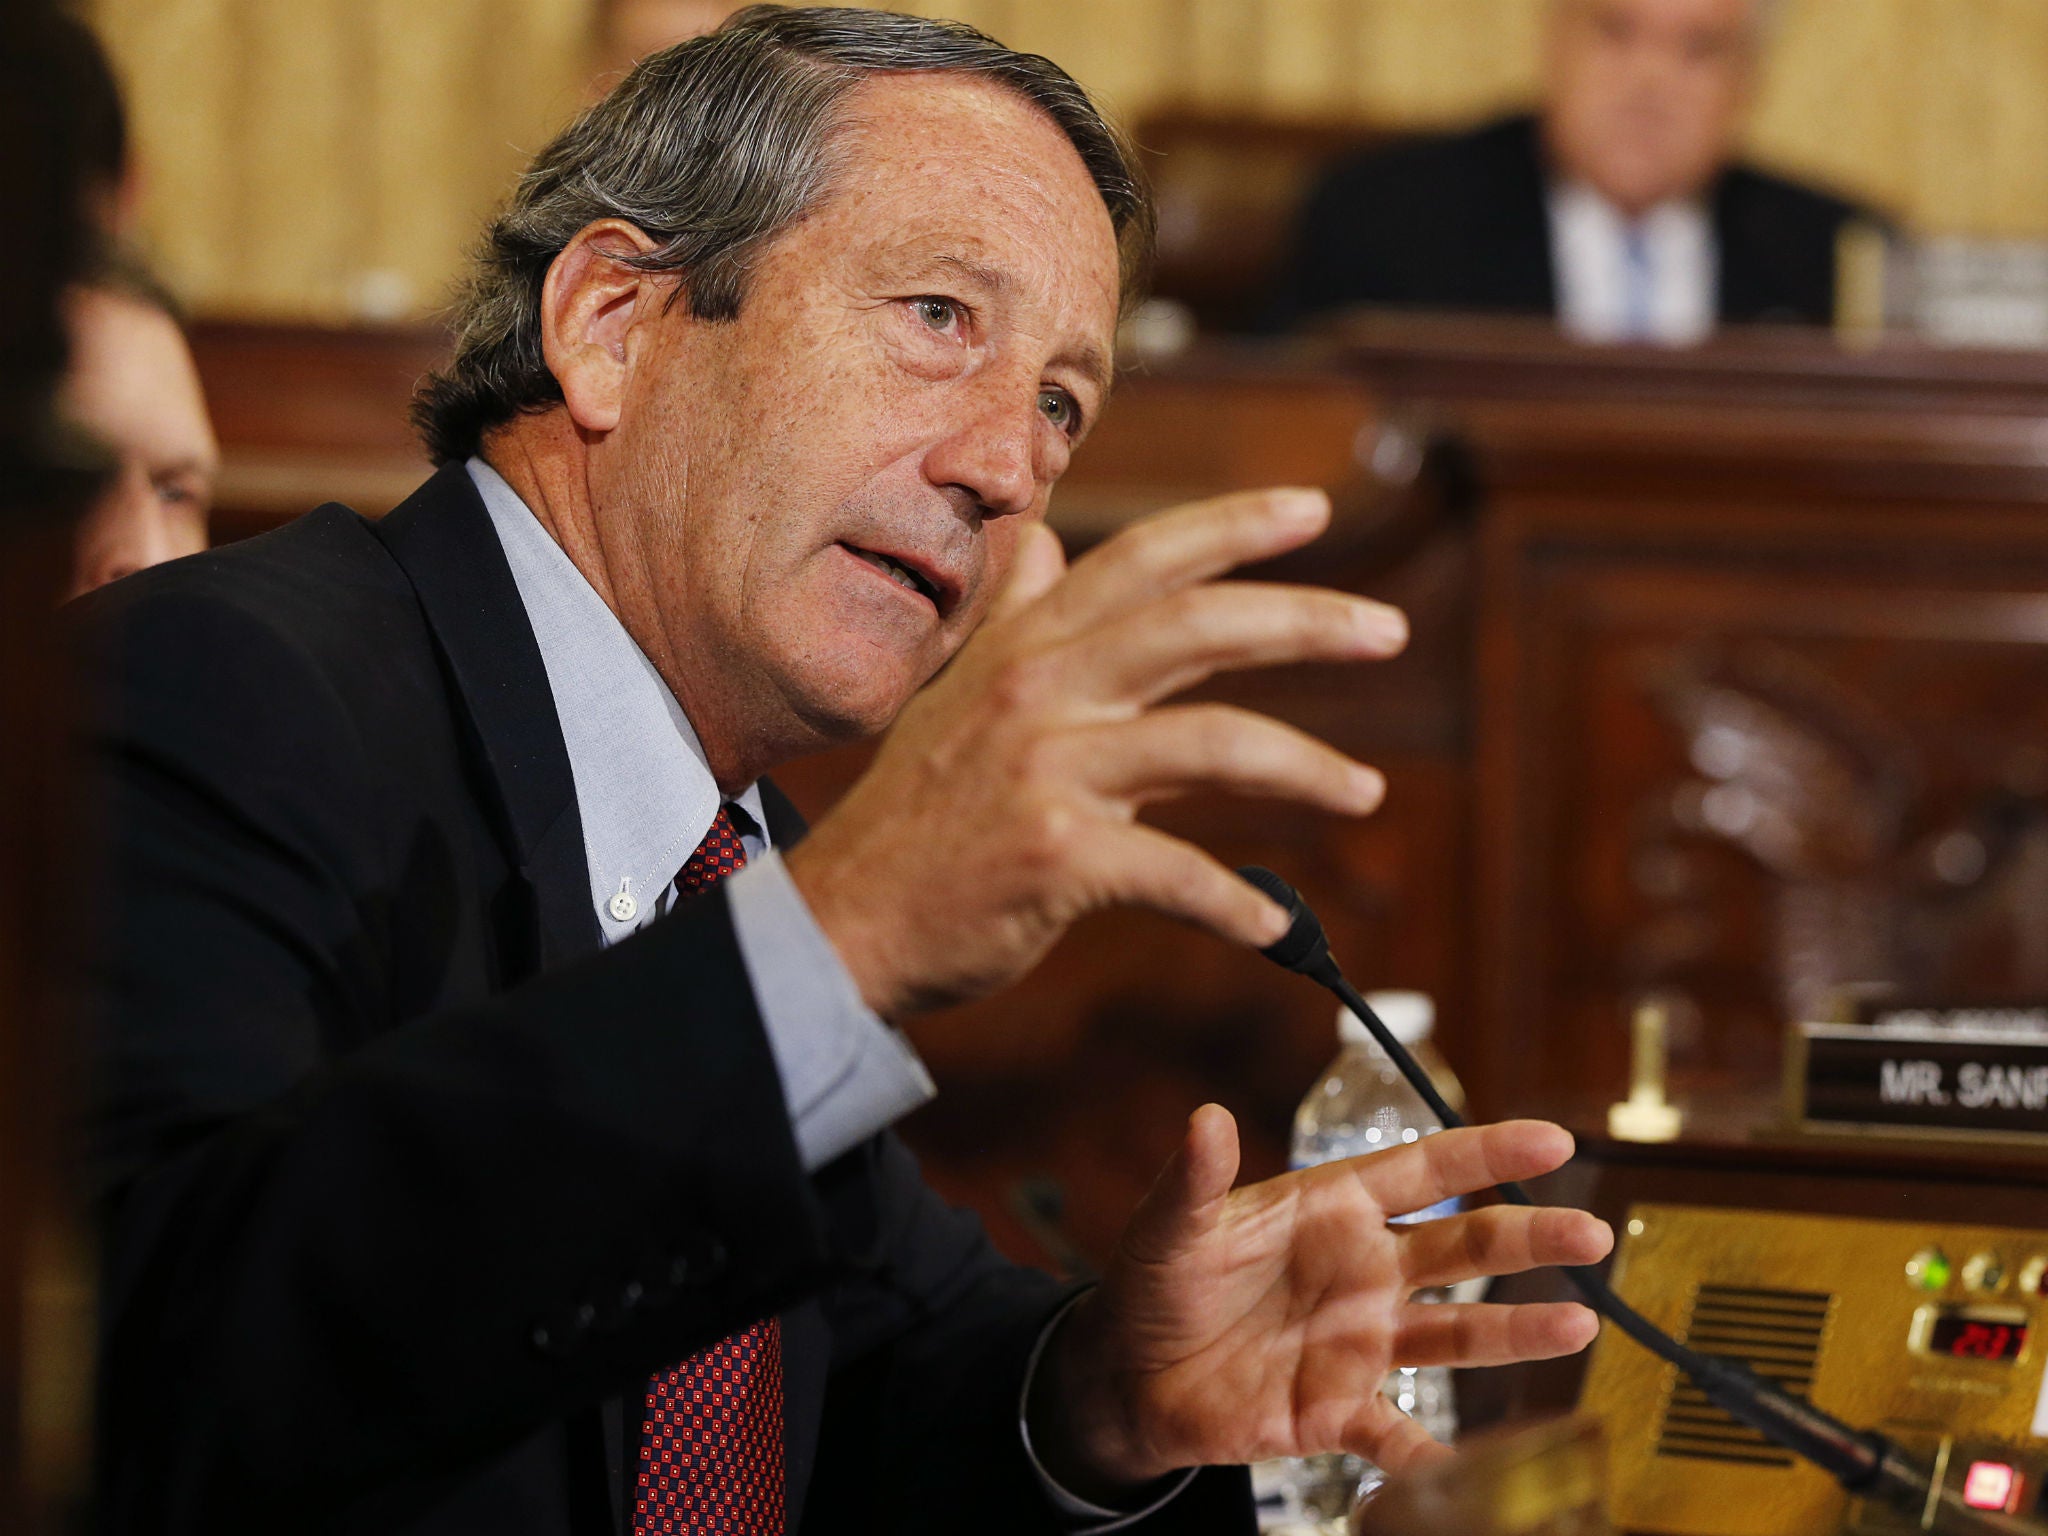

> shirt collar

[
  {"left": 1550, "top": 180, "right": 1709, "bottom": 244},
  {"left": 467, "top": 456, "right": 768, "bottom": 940}
]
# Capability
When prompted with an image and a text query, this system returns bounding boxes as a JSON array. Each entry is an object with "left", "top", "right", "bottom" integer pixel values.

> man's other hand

[
  {"left": 784, "top": 488, "right": 1406, "bottom": 1017},
  {"left": 1028, "top": 1112, "right": 1612, "bottom": 1495}
]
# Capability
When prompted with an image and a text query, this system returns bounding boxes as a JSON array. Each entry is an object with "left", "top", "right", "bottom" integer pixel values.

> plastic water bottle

[{"left": 1251, "top": 991, "right": 1467, "bottom": 1532}]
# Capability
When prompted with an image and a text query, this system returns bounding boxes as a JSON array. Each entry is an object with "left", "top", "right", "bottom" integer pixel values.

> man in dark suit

[
  {"left": 1271, "top": 0, "right": 1874, "bottom": 341},
  {"left": 79, "top": 10, "right": 1611, "bottom": 1535}
]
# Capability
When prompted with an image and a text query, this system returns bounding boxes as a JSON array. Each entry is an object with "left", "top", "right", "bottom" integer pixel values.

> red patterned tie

[{"left": 636, "top": 806, "right": 784, "bottom": 1536}]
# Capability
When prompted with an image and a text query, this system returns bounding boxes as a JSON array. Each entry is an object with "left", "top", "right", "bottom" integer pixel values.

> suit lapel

[
  {"left": 1495, "top": 115, "right": 1561, "bottom": 313},
  {"left": 1711, "top": 171, "right": 1761, "bottom": 323},
  {"left": 376, "top": 469, "right": 831, "bottom": 1535},
  {"left": 371, "top": 463, "right": 602, "bottom": 970}
]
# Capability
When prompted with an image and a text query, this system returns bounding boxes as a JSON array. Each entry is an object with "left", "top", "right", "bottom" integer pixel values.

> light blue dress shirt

[{"left": 469, "top": 458, "right": 1192, "bottom": 1529}]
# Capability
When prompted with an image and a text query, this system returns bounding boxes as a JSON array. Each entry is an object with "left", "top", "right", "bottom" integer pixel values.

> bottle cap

[{"left": 1339, "top": 990, "right": 1434, "bottom": 1047}]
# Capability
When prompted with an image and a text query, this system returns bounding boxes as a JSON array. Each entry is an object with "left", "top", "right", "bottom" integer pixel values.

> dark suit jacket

[
  {"left": 1267, "top": 113, "right": 1869, "bottom": 331},
  {"left": 77, "top": 463, "right": 1254, "bottom": 1535}
]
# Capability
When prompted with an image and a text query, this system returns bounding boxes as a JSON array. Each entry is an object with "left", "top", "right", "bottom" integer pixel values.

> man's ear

[{"left": 540, "top": 219, "right": 671, "bottom": 435}]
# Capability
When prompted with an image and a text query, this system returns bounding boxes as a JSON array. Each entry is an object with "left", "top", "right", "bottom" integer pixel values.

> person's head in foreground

[
  {"left": 63, "top": 248, "right": 216, "bottom": 599},
  {"left": 51, "top": 7, "right": 141, "bottom": 237},
  {"left": 1542, "top": 0, "right": 1770, "bottom": 216}
]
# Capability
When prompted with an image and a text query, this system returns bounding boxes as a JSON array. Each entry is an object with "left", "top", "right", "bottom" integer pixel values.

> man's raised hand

[
  {"left": 785, "top": 488, "right": 1407, "bottom": 1017},
  {"left": 1027, "top": 1112, "right": 1613, "bottom": 1495}
]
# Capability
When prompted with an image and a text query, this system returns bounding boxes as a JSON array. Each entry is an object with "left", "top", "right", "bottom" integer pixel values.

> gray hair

[{"left": 413, "top": 5, "right": 1154, "bottom": 465}]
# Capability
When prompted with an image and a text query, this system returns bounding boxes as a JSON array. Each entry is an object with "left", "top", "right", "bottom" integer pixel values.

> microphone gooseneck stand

[{"left": 1235, "top": 865, "right": 2045, "bottom": 1536}]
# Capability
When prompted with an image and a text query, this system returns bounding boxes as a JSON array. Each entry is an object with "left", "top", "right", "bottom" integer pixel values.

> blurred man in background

[
  {"left": 61, "top": 252, "right": 215, "bottom": 598},
  {"left": 1270, "top": 0, "right": 1875, "bottom": 342}
]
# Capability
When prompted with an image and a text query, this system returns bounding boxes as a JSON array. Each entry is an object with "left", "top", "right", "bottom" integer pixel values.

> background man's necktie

[
  {"left": 635, "top": 806, "right": 784, "bottom": 1536},
  {"left": 1621, "top": 223, "right": 1655, "bottom": 341}
]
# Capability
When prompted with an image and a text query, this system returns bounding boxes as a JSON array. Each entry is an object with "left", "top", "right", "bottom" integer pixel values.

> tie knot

[{"left": 673, "top": 805, "right": 748, "bottom": 901}]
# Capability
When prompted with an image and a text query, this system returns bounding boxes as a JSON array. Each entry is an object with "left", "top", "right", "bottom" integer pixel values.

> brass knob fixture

[
  {"left": 1963, "top": 1252, "right": 2009, "bottom": 1295},
  {"left": 1608, "top": 999, "right": 1683, "bottom": 1143}
]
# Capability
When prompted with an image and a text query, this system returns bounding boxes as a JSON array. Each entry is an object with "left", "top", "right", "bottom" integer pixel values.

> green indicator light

[{"left": 1907, "top": 1249, "right": 1953, "bottom": 1292}]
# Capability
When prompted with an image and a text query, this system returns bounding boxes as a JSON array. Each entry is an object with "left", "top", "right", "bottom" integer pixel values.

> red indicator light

[{"left": 1962, "top": 1460, "right": 2017, "bottom": 1513}]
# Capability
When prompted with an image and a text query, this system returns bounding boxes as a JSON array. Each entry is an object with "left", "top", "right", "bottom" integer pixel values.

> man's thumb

[
  {"left": 985, "top": 521, "right": 1066, "bottom": 626},
  {"left": 1121, "top": 1103, "right": 1241, "bottom": 1266}
]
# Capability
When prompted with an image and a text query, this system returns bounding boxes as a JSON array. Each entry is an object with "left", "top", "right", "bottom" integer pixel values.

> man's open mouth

[{"left": 844, "top": 543, "right": 942, "bottom": 608}]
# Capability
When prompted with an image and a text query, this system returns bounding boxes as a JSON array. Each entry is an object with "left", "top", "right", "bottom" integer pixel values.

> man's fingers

[
  {"left": 1336, "top": 1398, "right": 1452, "bottom": 1475},
  {"left": 1397, "top": 1205, "right": 1614, "bottom": 1290},
  {"left": 1332, "top": 1120, "right": 1579, "bottom": 1219},
  {"left": 1068, "top": 584, "right": 1407, "bottom": 707},
  {"left": 1083, "top": 821, "right": 1291, "bottom": 951},
  {"left": 1038, "top": 488, "right": 1334, "bottom": 637},
  {"left": 1075, "top": 705, "right": 1385, "bottom": 816},
  {"left": 1117, "top": 1103, "right": 1242, "bottom": 1267},
  {"left": 984, "top": 519, "right": 1068, "bottom": 628},
  {"left": 1390, "top": 1301, "right": 1601, "bottom": 1369}
]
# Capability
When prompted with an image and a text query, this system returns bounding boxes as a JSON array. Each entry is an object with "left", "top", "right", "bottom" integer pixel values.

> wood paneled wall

[{"left": 89, "top": 0, "right": 2048, "bottom": 319}]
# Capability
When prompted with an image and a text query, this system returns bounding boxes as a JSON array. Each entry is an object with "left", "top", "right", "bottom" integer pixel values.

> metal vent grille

[{"left": 1653, "top": 1283, "right": 1832, "bottom": 1468}]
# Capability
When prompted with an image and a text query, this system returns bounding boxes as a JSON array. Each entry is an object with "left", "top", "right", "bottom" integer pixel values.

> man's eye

[
  {"left": 912, "top": 297, "right": 961, "bottom": 333},
  {"left": 1038, "top": 388, "right": 1080, "bottom": 436}
]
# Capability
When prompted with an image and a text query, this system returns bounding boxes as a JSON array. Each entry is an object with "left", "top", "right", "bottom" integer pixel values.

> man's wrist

[
  {"left": 1024, "top": 1290, "right": 1166, "bottom": 1503},
  {"left": 782, "top": 835, "right": 902, "bottom": 1018}
]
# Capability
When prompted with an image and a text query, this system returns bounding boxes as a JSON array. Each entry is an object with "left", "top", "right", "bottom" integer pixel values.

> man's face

[
  {"left": 1542, "top": 0, "right": 1760, "bottom": 214},
  {"left": 591, "top": 73, "right": 1122, "bottom": 765},
  {"left": 63, "top": 286, "right": 217, "bottom": 599}
]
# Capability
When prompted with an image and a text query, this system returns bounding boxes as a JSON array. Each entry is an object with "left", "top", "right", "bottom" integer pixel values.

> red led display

[
  {"left": 1962, "top": 1460, "right": 2017, "bottom": 1513},
  {"left": 1927, "top": 1312, "right": 2028, "bottom": 1363}
]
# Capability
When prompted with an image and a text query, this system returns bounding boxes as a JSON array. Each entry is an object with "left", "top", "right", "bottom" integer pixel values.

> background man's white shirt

[{"left": 1548, "top": 179, "right": 1717, "bottom": 345}]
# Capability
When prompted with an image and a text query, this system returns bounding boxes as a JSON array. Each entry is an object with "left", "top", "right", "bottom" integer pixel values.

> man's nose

[{"left": 923, "top": 392, "right": 1041, "bottom": 521}]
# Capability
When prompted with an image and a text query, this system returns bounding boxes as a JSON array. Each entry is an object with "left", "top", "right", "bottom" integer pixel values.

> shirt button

[{"left": 608, "top": 891, "right": 637, "bottom": 923}]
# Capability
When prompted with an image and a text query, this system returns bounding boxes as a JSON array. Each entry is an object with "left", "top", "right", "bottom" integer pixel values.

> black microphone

[
  {"left": 1243, "top": 866, "right": 1459, "bottom": 1135},
  {"left": 1235, "top": 866, "right": 2036, "bottom": 1534},
  {"left": 1241, "top": 864, "right": 1341, "bottom": 986}
]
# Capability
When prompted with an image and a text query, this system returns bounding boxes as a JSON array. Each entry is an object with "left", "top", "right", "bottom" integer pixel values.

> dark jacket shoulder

[
  {"left": 1713, "top": 161, "right": 1871, "bottom": 325},
  {"left": 69, "top": 500, "right": 448, "bottom": 789},
  {"left": 1268, "top": 114, "right": 1554, "bottom": 326}
]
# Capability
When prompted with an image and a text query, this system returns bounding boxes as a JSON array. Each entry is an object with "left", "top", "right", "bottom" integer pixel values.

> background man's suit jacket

[
  {"left": 1267, "top": 113, "right": 1869, "bottom": 331},
  {"left": 78, "top": 464, "right": 1253, "bottom": 1535}
]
